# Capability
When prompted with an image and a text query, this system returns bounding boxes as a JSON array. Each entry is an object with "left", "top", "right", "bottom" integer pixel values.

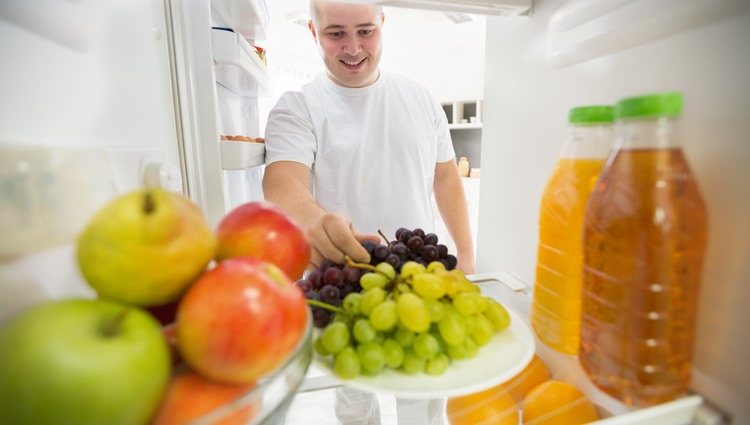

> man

[
  {"left": 263, "top": 0, "right": 475, "bottom": 275},
  {"left": 264, "top": 4, "right": 475, "bottom": 424}
]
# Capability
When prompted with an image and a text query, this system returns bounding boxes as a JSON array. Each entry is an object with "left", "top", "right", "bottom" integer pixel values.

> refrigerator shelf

[
  {"left": 210, "top": 0, "right": 269, "bottom": 41},
  {"left": 219, "top": 140, "right": 265, "bottom": 170},
  {"left": 448, "top": 122, "right": 482, "bottom": 130},
  {"left": 212, "top": 28, "right": 269, "bottom": 97},
  {"left": 477, "top": 274, "right": 704, "bottom": 424}
]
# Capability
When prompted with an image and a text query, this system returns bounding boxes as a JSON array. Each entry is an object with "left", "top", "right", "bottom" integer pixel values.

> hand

[
  {"left": 456, "top": 255, "right": 476, "bottom": 275},
  {"left": 306, "top": 213, "right": 380, "bottom": 268}
]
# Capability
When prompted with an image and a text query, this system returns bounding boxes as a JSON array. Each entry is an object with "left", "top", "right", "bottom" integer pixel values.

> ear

[{"left": 308, "top": 20, "right": 318, "bottom": 43}]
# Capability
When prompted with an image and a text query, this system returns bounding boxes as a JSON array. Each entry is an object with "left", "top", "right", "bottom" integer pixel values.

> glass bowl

[{"left": 189, "top": 308, "right": 313, "bottom": 425}]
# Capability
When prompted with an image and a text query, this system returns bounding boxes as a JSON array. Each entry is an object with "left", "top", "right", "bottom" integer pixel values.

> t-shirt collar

[{"left": 320, "top": 70, "right": 383, "bottom": 96}]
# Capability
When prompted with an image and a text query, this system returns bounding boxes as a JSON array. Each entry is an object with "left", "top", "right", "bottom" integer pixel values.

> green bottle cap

[
  {"left": 568, "top": 106, "right": 614, "bottom": 125},
  {"left": 615, "top": 92, "right": 683, "bottom": 119}
]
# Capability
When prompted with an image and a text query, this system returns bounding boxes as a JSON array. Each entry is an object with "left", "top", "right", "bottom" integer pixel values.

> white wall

[
  {"left": 262, "top": 6, "right": 486, "bottom": 109},
  {"left": 379, "top": 8, "right": 485, "bottom": 103}
]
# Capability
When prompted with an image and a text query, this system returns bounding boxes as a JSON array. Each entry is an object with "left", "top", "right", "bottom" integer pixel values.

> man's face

[{"left": 309, "top": 2, "right": 384, "bottom": 88}]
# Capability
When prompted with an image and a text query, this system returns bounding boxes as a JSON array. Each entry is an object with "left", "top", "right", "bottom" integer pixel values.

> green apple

[
  {"left": 77, "top": 188, "right": 216, "bottom": 306},
  {"left": 0, "top": 299, "right": 171, "bottom": 425}
]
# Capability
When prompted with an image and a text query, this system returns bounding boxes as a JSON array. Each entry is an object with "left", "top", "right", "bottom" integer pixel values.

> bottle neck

[
  {"left": 614, "top": 117, "right": 680, "bottom": 150},
  {"left": 559, "top": 125, "right": 613, "bottom": 159}
]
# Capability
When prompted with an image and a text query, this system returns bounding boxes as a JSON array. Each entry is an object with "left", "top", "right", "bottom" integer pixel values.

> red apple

[
  {"left": 176, "top": 257, "right": 308, "bottom": 384},
  {"left": 151, "top": 368, "right": 258, "bottom": 425},
  {"left": 215, "top": 202, "right": 311, "bottom": 280}
]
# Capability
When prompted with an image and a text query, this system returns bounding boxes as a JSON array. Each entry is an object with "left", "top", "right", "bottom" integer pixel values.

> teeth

[{"left": 342, "top": 59, "right": 363, "bottom": 66}]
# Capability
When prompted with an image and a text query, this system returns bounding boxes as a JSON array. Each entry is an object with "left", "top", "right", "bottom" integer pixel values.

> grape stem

[
  {"left": 377, "top": 229, "right": 390, "bottom": 244},
  {"left": 344, "top": 255, "right": 378, "bottom": 273},
  {"left": 306, "top": 299, "right": 348, "bottom": 316}
]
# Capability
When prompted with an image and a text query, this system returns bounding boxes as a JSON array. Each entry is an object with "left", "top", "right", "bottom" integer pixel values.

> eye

[
  {"left": 358, "top": 28, "right": 374, "bottom": 36},
  {"left": 327, "top": 31, "right": 345, "bottom": 39}
]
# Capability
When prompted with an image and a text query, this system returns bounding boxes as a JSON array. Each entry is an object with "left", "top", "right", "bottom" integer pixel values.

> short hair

[{"left": 309, "top": 0, "right": 382, "bottom": 28}]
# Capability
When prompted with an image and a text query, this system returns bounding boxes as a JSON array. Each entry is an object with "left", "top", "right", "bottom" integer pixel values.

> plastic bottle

[
  {"left": 579, "top": 92, "right": 708, "bottom": 406},
  {"left": 531, "top": 105, "right": 614, "bottom": 354},
  {"left": 458, "top": 156, "right": 470, "bottom": 178}
]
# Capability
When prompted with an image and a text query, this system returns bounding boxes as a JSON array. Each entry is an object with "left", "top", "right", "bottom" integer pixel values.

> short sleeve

[
  {"left": 264, "top": 92, "right": 316, "bottom": 167},
  {"left": 431, "top": 94, "right": 455, "bottom": 162}
]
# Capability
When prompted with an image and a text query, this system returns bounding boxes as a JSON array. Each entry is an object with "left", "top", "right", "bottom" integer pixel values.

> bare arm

[
  {"left": 263, "top": 161, "right": 376, "bottom": 267},
  {"left": 433, "top": 159, "right": 475, "bottom": 274}
]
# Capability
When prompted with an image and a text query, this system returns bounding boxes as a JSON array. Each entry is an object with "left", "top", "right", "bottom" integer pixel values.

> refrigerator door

[
  {"left": 0, "top": 0, "right": 185, "bottom": 316},
  {"left": 478, "top": 0, "right": 750, "bottom": 421},
  {"left": 168, "top": 0, "right": 270, "bottom": 221}
]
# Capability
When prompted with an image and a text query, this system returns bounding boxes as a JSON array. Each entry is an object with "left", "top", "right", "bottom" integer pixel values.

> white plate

[{"left": 313, "top": 305, "right": 535, "bottom": 399}]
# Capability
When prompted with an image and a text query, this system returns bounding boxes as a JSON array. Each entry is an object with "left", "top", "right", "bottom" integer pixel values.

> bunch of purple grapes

[
  {"left": 295, "top": 260, "right": 363, "bottom": 328},
  {"left": 365, "top": 227, "right": 458, "bottom": 272},
  {"left": 296, "top": 228, "right": 457, "bottom": 329}
]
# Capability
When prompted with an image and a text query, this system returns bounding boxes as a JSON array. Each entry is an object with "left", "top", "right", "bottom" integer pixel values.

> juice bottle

[
  {"left": 579, "top": 92, "right": 708, "bottom": 406},
  {"left": 531, "top": 105, "right": 614, "bottom": 354}
]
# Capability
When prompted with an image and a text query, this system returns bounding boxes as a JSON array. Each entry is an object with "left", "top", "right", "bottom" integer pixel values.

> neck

[{"left": 327, "top": 69, "right": 381, "bottom": 88}]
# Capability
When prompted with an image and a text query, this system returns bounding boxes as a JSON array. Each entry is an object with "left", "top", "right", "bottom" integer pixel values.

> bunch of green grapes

[{"left": 311, "top": 260, "right": 511, "bottom": 379}]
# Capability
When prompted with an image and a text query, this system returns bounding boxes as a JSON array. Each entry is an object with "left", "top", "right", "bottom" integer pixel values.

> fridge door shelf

[
  {"left": 212, "top": 28, "right": 269, "bottom": 97},
  {"left": 474, "top": 274, "right": 704, "bottom": 424},
  {"left": 220, "top": 140, "right": 265, "bottom": 170},
  {"left": 210, "top": 0, "right": 269, "bottom": 41}
]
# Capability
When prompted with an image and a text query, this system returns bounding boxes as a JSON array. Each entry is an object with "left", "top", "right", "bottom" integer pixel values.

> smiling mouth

[{"left": 340, "top": 58, "right": 366, "bottom": 69}]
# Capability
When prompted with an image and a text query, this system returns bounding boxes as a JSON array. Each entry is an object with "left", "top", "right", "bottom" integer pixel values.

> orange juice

[
  {"left": 531, "top": 106, "right": 613, "bottom": 354},
  {"left": 579, "top": 93, "right": 708, "bottom": 406}
]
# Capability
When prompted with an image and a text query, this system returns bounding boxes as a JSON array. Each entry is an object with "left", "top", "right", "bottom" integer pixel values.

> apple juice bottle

[{"left": 579, "top": 92, "right": 708, "bottom": 406}]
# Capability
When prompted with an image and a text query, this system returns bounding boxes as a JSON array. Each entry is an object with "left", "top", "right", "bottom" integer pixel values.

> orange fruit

[
  {"left": 447, "top": 386, "right": 519, "bottom": 425},
  {"left": 522, "top": 381, "right": 599, "bottom": 425},
  {"left": 499, "top": 354, "right": 551, "bottom": 403},
  {"left": 152, "top": 369, "right": 258, "bottom": 425}
]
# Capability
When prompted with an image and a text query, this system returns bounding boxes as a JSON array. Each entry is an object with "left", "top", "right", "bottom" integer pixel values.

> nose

[{"left": 341, "top": 33, "right": 362, "bottom": 56}]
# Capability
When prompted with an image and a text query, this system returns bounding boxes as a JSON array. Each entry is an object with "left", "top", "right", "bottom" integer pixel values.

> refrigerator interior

[
  {"left": 477, "top": 0, "right": 750, "bottom": 421},
  {"left": 2, "top": 0, "right": 749, "bottom": 423}
]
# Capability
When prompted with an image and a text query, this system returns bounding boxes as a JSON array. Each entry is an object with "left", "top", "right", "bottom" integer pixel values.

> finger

[
  {"left": 352, "top": 229, "right": 381, "bottom": 245},
  {"left": 309, "top": 247, "right": 326, "bottom": 270},
  {"left": 308, "top": 225, "right": 347, "bottom": 264},
  {"left": 328, "top": 224, "right": 375, "bottom": 264}
]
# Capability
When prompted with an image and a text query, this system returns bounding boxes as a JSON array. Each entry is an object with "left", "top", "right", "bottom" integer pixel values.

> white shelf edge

[
  {"left": 449, "top": 123, "right": 483, "bottom": 130},
  {"left": 220, "top": 140, "right": 265, "bottom": 170},
  {"left": 210, "top": 0, "right": 269, "bottom": 41},
  {"left": 212, "top": 29, "right": 269, "bottom": 97}
]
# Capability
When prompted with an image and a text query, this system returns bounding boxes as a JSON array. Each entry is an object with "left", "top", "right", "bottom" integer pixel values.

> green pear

[{"left": 77, "top": 189, "right": 216, "bottom": 306}]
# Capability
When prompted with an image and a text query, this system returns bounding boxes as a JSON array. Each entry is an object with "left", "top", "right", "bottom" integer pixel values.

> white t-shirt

[{"left": 264, "top": 71, "right": 455, "bottom": 237}]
